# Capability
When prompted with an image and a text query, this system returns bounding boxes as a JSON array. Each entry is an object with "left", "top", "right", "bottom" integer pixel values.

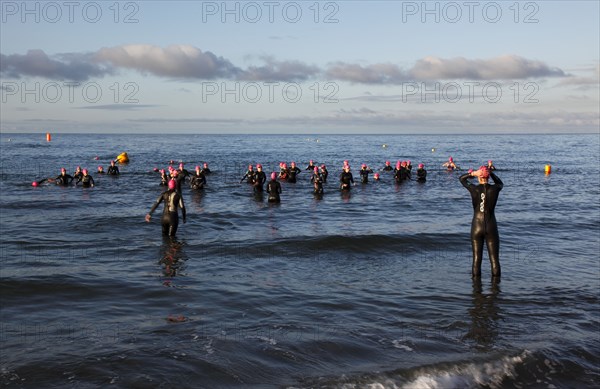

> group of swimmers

[{"left": 32, "top": 160, "right": 120, "bottom": 188}]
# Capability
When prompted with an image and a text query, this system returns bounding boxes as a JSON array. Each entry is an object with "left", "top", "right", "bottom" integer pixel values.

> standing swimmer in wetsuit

[
  {"left": 340, "top": 165, "right": 354, "bottom": 190},
  {"left": 145, "top": 179, "right": 186, "bottom": 237},
  {"left": 460, "top": 166, "right": 503, "bottom": 278},
  {"left": 359, "top": 164, "right": 374, "bottom": 183},
  {"left": 266, "top": 172, "right": 282, "bottom": 202},
  {"left": 311, "top": 167, "right": 324, "bottom": 195},
  {"left": 190, "top": 166, "right": 207, "bottom": 190},
  {"left": 416, "top": 163, "right": 427, "bottom": 182},
  {"left": 107, "top": 160, "right": 120, "bottom": 176},
  {"left": 240, "top": 165, "right": 256, "bottom": 184},
  {"left": 287, "top": 162, "right": 301, "bottom": 183},
  {"left": 320, "top": 164, "right": 328, "bottom": 183},
  {"left": 75, "top": 169, "right": 95, "bottom": 187},
  {"left": 253, "top": 164, "right": 266, "bottom": 193},
  {"left": 55, "top": 168, "right": 74, "bottom": 186}
]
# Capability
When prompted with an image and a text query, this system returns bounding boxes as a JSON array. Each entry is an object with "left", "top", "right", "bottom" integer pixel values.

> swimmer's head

[
  {"left": 98, "top": 166, "right": 104, "bottom": 171},
  {"left": 248, "top": 164, "right": 253, "bottom": 170},
  {"left": 479, "top": 166, "right": 490, "bottom": 179},
  {"left": 61, "top": 167, "right": 66, "bottom": 173},
  {"left": 153, "top": 167, "right": 159, "bottom": 172},
  {"left": 310, "top": 159, "right": 314, "bottom": 164},
  {"left": 396, "top": 161, "right": 401, "bottom": 168},
  {"left": 407, "top": 160, "right": 411, "bottom": 165},
  {"left": 321, "top": 164, "right": 326, "bottom": 169},
  {"left": 344, "top": 165, "right": 350, "bottom": 172},
  {"left": 195, "top": 165, "right": 200, "bottom": 171},
  {"left": 271, "top": 172, "right": 277, "bottom": 180},
  {"left": 256, "top": 164, "right": 262, "bottom": 170},
  {"left": 160, "top": 169, "right": 165, "bottom": 174},
  {"left": 449, "top": 157, "right": 453, "bottom": 162},
  {"left": 179, "top": 163, "right": 184, "bottom": 169},
  {"left": 111, "top": 160, "right": 116, "bottom": 166},
  {"left": 282, "top": 163, "right": 287, "bottom": 169},
  {"left": 361, "top": 163, "right": 366, "bottom": 169},
  {"left": 418, "top": 163, "right": 424, "bottom": 169},
  {"left": 168, "top": 179, "right": 176, "bottom": 190},
  {"left": 171, "top": 170, "right": 179, "bottom": 176},
  {"left": 291, "top": 162, "right": 296, "bottom": 167},
  {"left": 203, "top": 162, "right": 208, "bottom": 168},
  {"left": 314, "top": 166, "right": 318, "bottom": 173},
  {"left": 401, "top": 161, "right": 407, "bottom": 167},
  {"left": 374, "top": 173, "right": 380, "bottom": 180},
  {"left": 488, "top": 160, "right": 493, "bottom": 164},
  {"left": 385, "top": 160, "right": 390, "bottom": 165},
  {"left": 76, "top": 166, "right": 81, "bottom": 171},
  {"left": 82, "top": 169, "right": 88, "bottom": 175}
]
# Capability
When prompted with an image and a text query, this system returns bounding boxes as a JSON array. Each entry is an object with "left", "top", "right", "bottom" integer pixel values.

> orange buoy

[
  {"left": 544, "top": 164, "right": 552, "bottom": 175},
  {"left": 46, "top": 132, "right": 51, "bottom": 142}
]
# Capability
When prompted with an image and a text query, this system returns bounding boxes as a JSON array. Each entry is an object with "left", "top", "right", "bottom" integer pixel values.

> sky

[{"left": 1, "top": 0, "right": 599, "bottom": 134}]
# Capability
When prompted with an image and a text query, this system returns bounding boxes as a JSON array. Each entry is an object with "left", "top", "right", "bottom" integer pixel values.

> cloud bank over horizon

[{"left": 1, "top": 45, "right": 571, "bottom": 84}]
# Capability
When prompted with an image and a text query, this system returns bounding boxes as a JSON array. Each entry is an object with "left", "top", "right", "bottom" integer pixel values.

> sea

[{"left": 0, "top": 133, "right": 598, "bottom": 388}]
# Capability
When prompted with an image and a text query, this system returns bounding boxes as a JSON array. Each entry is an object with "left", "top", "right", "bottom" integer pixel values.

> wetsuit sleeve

[
  {"left": 148, "top": 193, "right": 164, "bottom": 215},
  {"left": 490, "top": 172, "right": 503, "bottom": 190},
  {"left": 350, "top": 173, "right": 354, "bottom": 183},
  {"left": 90, "top": 176, "right": 95, "bottom": 186},
  {"left": 459, "top": 173, "right": 473, "bottom": 189},
  {"left": 179, "top": 194, "right": 186, "bottom": 221}
]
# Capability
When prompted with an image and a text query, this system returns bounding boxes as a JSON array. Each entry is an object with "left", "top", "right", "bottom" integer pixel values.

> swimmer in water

[
  {"left": 373, "top": 172, "right": 381, "bottom": 181},
  {"left": 240, "top": 164, "right": 256, "bottom": 184},
  {"left": 145, "top": 179, "right": 186, "bottom": 237},
  {"left": 253, "top": 164, "right": 266, "bottom": 193},
  {"left": 320, "top": 164, "right": 328, "bottom": 183},
  {"left": 97, "top": 166, "right": 105, "bottom": 174},
  {"left": 305, "top": 160, "right": 318, "bottom": 171},
  {"left": 190, "top": 166, "right": 206, "bottom": 190},
  {"left": 486, "top": 160, "right": 496, "bottom": 171},
  {"left": 287, "top": 162, "right": 301, "bottom": 183},
  {"left": 382, "top": 160, "right": 393, "bottom": 172},
  {"left": 279, "top": 163, "right": 288, "bottom": 180},
  {"left": 159, "top": 169, "right": 170, "bottom": 186},
  {"left": 55, "top": 168, "right": 74, "bottom": 186},
  {"left": 73, "top": 166, "right": 83, "bottom": 181},
  {"left": 442, "top": 156, "right": 459, "bottom": 170},
  {"left": 359, "top": 164, "right": 374, "bottom": 183},
  {"left": 107, "top": 160, "right": 120, "bottom": 176},
  {"left": 340, "top": 165, "right": 354, "bottom": 190},
  {"left": 201, "top": 162, "right": 212, "bottom": 175},
  {"left": 416, "top": 163, "right": 427, "bottom": 182},
  {"left": 460, "top": 166, "right": 503, "bottom": 278},
  {"left": 75, "top": 168, "right": 95, "bottom": 188},
  {"left": 311, "top": 166, "right": 324, "bottom": 195},
  {"left": 177, "top": 163, "right": 191, "bottom": 179},
  {"left": 266, "top": 172, "right": 282, "bottom": 202}
]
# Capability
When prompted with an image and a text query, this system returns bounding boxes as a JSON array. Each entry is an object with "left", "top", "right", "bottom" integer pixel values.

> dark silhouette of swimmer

[
  {"left": 266, "top": 172, "right": 282, "bottom": 202},
  {"left": 287, "top": 162, "right": 301, "bottom": 183},
  {"left": 190, "top": 166, "right": 206, "bottom": 190},
  {"left": 382, "top": 160, "right": 393, "bottom": 171},
  {"left": 320, "top": 164, "right": 328, "bottom": 183},
  {"left": 240, "top": 165, "right": 256, "bottom": 184},
  {"left": 460, "top": 166, "right": 503, "bottom": 277},
  {"left": 359, "top": 164, "right": 374, "bottom": 183},
  {"left": 201, "top": 162, "right": 212, "bottom": 175},
  {"left": 311, "top": 166, "right": 324, "bottom": 195},
  {"left": 416, "top": 163, "right": 427, "bottom": 182},
  {"left": 55, "top": 168, "right": 74, "bottom": 186},
  {"left": 146, "top": 179, "right": 186, "bottom": 237},
  {"left": 107, "top": 160, "right": 120, "bottom": 176},
  {"left": 340, "top": 166, "right": 354, "bottom": 190},
  {"left": 75, "top": 169, "right": 95, "bottom": 188},
  {"left": 253, "top": 164, "right": 266, "bottom": 193}
]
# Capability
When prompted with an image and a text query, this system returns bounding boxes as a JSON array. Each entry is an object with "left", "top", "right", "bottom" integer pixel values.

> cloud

[
  {"left": 555, "top": 64, "right": 599, "bottom": 89},
  {"left": 0, "top": 50, "right": 112, "bottom": 81},
  {"left": 238, "top": 56, "right": 320, "bottom": 82},
  {"left": 326, "top": 55, "right": 567, "bottom": 84},
  {"left": 94, "top": 44, "right": 240, "bottom": 79}
]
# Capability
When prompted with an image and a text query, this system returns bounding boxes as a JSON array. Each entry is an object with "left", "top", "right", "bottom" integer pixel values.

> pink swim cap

[
  {"left": 160, "top": 169, "right": 165, "bottom": 174},
  {"left": 204, "top": 163, "right": 208, "bottom": 167},
  {"left": 374, "top": 173, "right": 380, "bottom": 179},
  {"left": 61, "top": 168, "right": 66, "bottom": 173},
  {"left": 82, "top": 169, "right": 88, "bottom": 175},
  {"left": 32, "top": 181, "right": 38, "bottom": 187},
  {"left": 98, "top": 166, "right": 103, "bottom": 170},
  {"left": 291, "top": 162, "right": 296, "bottom": 166},
  {"left": 248, "top": 165, "right": 253, "bottom": 170},
  {"left": 282, "top": 163, "right": 287, "bottom": 169},
  {"left": 310, "top": 160, "right": 313, "bottom": 163},
  {"left": 479, "top": 166, "right": 490, "bottom": 179},
  {"left": 361, "top": 163, "right": 366, "bottom": 168},
  {"left": 488, "top": 160, "right": 493, "bottom": 164},
  {"left": 386, "top": 160, "right": 390, "bottom": 165},
  {"left": 168, "top": 179, "right": 176, "bottom": 190},
  {"left": 196, "top": 166, "right": 200, "bottom": 170},
  {"left": 271, "top": 172, "right": 277, "bottom": 180},
  {"left": 449, "top": 157, "right": 453, "bottom": 162},
  {"left": 321, "top": 164, "right": 326, "bottom": 168},
  {"left": 418, "top": 163, "right": 424, "bottom": 168},
  {"left": 396, "top": 161, "right": 401, "bottom": 168},
  {"left": 179, "top": 163, "right": 184, "bottom": 168},
  {"left": 153, "top": 167, "right": 158, "bottom": 172},
  {"left": 257, "top": 164, "right": 262, "bottom": 168},
  {"left": 314, "top": 167, "right": 318, "bottom": 172}
]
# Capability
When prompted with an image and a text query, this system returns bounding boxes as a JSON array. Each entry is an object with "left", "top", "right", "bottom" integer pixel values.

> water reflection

[
  {"left": 466, "top": 277, "right": 501, "bottom": 349},
  {"left": 158, "top": 238, "right": 188, "bottom": 284}
]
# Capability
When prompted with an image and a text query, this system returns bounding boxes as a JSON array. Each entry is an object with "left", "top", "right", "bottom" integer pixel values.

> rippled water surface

[{"left": 1, "top": 133, "right": 599, "bottom": 388}]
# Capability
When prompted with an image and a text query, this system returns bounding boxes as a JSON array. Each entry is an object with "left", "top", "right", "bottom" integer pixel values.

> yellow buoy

[
  {"left": 46, "top": 132, "right": 51, "bottom": 142},
  {"left": 431, "top": 148, "right": 435, "bottom": 152},
  {"left": 544, "top": 164, "right": 551, "bottom": 175},
  {"left": 116, "top": 152, "right": 130, "bottom": 164}
]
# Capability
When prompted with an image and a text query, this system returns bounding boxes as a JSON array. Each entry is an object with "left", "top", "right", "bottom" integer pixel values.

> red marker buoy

[{"left": 46, "top": 133, "right": 51, "bottom": 142}]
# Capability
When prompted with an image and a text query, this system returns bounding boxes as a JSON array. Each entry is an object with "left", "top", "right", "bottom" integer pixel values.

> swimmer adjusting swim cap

[
  {"left": 479, "top": 166, "right": 490, "bottom": 179},
  {"left": 168, "top": 179, "right": 176, "bottom": 190}
]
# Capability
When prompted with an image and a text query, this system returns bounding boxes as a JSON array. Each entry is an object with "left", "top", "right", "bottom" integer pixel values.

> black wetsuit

[
  {"left": 320, "top": 168, "right": 328, "bottom": 183},
  {"left": 190, "top": 172, "right": 206, "bottom": 190},
  {"left": 340, "top": 171, "right": 354, "bottom": 190},
  {"left": 266, "top": 180, "right": 282, "bottom": 202},
  {"left": 240, "top": 170, "right": 256, "bottom": 184},
  {"left": 149, "top": 189, "right": 186, "bottom": 237},
  {"left": 312, "top": 173, "right": 324, "bottom": 195},
  {"left": 394, "top": 167, "right": 409, "bottom": 183},
  {"left": 174, "top": 173, "right": 187, "bottom": 193},
  {"left": 73, "top": 171, "right": 83, "bottom": 182},
  {"left": 382, "top": 165, "right": 393, "bottom": 172},
  {"left": 305, "top": 163, "right": 318, "bottom": 171},
  {"left": 287, "top": 167, "right": 301, "bottom": 183},
  {"left": 77, "top": 174, "right": 95, "bottom": 188},
  {"left": 107, "top": 165, "right": 120, "bottom": 175},
  {"left": 254, "top": 171, "right": 266, "bottom": 193},
  {"left": 460, "top": 172, "right": 503, "bottom": 277},
  {"left": 55, "top": 173, "right": 73, "bottom": 186},
  {"left": 201, "top": 167, "right": 212, "bottom": 175},
  {"left": 160, "top": 173, "right": 170, "bottom": 186},
  {"left": 416, "top": 168, "right": 427, "bottom": 182},
  {"left": 359, "top": 168, "right": 373, "bottom": 183}
]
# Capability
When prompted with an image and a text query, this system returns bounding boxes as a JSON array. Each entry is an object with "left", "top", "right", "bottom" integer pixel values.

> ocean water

[{"left": 0, "top": 133, "right": 598, "bottom": 388}]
